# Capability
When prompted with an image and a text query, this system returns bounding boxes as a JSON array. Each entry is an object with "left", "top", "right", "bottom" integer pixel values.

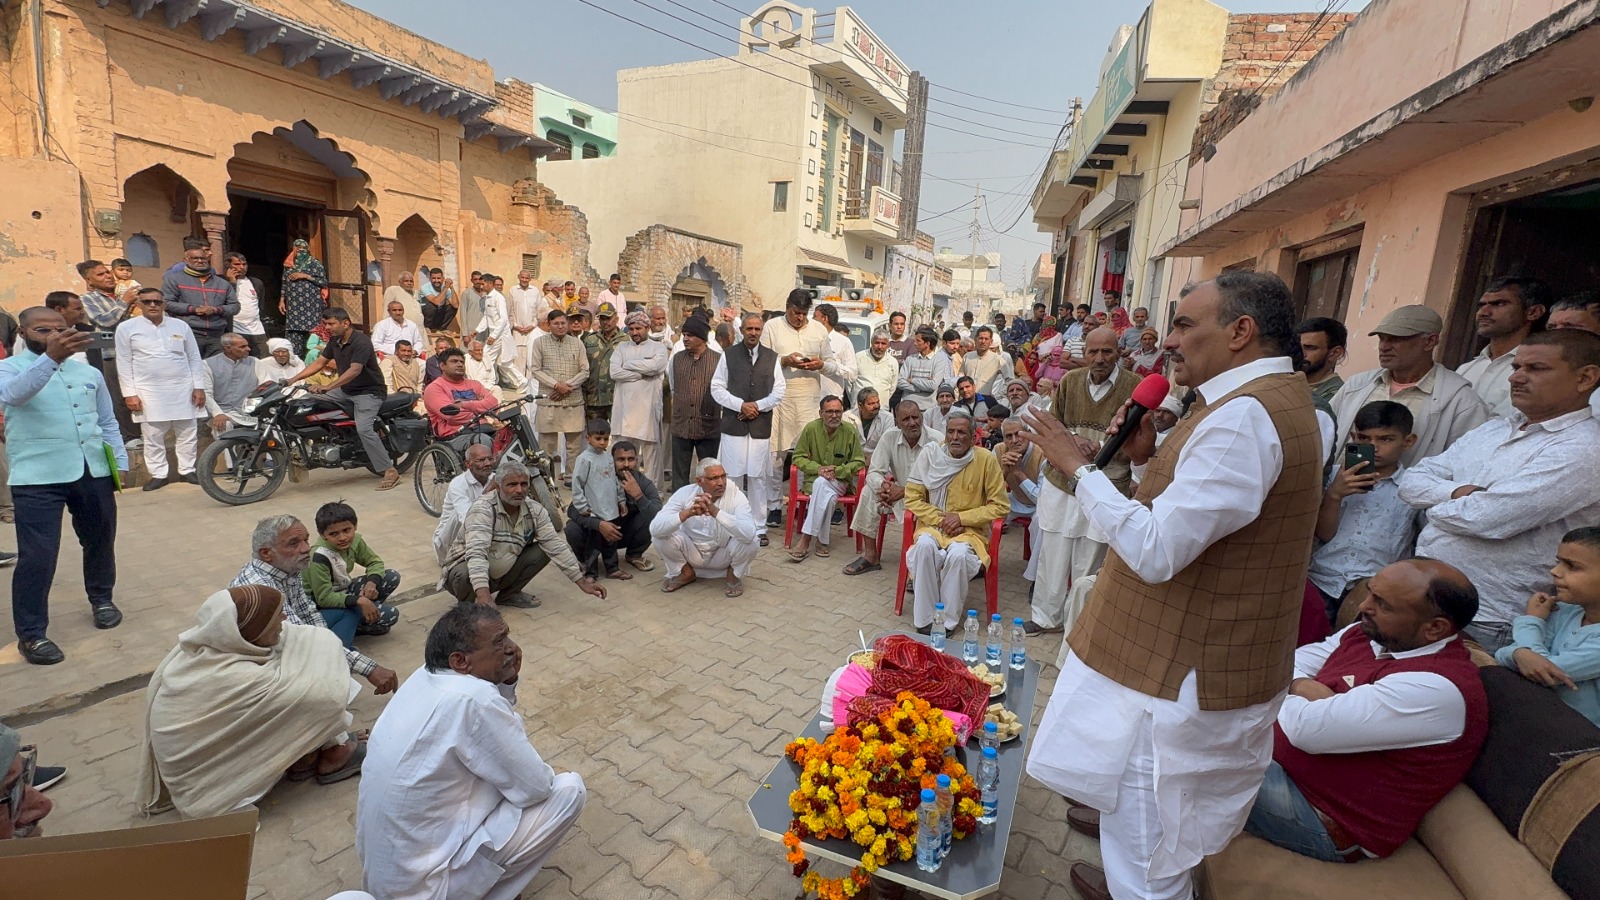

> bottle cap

[
  {"left": 1014, "top": 617, "right": 1024, "bottom": 624},
  {"left": 982, "top": 746, "right": 997, "bottom": 758},
  {"left": 921, "top": 788, "right": 936, "bottom": 802},
  {"left": 967, "top": 610, "right": 977, "bottom": 617},
  {"left": 935, "top": 602, "right": 944, "bottom": 610},
  {"left": 991, "top": 613, "right": 1001, "bottom": 621},
  {"left": 984, "top": 721, "right": 997, "bottom": 733},
  {"left": 937, "top": 774, "right": 951, "bottom": 787}
]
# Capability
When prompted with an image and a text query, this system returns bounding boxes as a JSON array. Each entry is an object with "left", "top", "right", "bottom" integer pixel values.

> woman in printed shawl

[{"left": 280, "top": 238, "right": 327, "bottom": 359}]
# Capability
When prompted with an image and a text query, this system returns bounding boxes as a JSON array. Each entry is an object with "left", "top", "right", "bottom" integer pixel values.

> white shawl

[
  {"left": 910, "top": 441, "right": 977, "bottom": 509},
  {"left": 136, "top": 591, "right": 352, "bottom": 818}
]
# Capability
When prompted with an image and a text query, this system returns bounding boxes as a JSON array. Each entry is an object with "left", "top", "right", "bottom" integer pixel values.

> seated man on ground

[
  {"left": 434, "top": 442, "right": 497, "bottom": 566},
  {"left": 441, "top": 460, "right": 607, "bottom": 609},
  {"left": 788, "top": 395, "right": 865, "bottom": 562},
  {"left": 136, "top": 585, "right": 366, "bottom": 819},
  {"left": 843, "top": 401, "right": 929, "bottom": 577},
  {"left": 1495, "top": 527, "right": 1600, "bottom": 727},
  {"left": 1244, "top": 558, "right": 1487, "bottom": 863},
  {"left": 423, "top": 347, "right": 499, "bottom": 439},
  {"left": 233, "top": 515, "right": 399, "bottom": 695},
  {"left": 1399, "top": 329, "right": 1600, "bottom": 651},
  {"left": 256, "top": 337, "right": 305, "bottom": 385},
  {"left": 303, "top": 501, "right": 401, "bottom": 647},
  {"left": 566, "top": 439, "right": 662, "bottom": 581},
  {"left": 0, "top": 723, "right": 52, "bottom": 838},
  {"left": 358, "top": 604, "right": 586, "bottom": 900},
  {"left": 652, "top": 457, "right": 759, "bottom": 598},
  {"left": 905, "top": 412, "right": 1009, "bottom": 634}
]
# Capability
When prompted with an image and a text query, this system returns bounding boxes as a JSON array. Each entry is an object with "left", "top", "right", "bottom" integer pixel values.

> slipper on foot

[
  {"left": 843, "top": 558, "right": 881, "bottom": 576},
  {"left": 315, "top": 740, "right": 366, "bottom": 785}
]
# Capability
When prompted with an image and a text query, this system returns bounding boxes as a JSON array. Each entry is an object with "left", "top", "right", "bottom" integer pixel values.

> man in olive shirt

[
  {"left": 287, "top": 308, "right": 397, "bottom": 490},
  {"left": 786, "top": 395, "right": 864, "bottom": 561}
]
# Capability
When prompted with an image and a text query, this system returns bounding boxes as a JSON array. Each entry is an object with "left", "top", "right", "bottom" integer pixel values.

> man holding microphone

[{"left": 1021, "top": 272, "right": 1324, "bottom": 900}]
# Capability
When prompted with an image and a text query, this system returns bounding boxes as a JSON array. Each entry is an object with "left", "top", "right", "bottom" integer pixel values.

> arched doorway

[
  {"left": 670, "top": 257, "right": 731, "bottom": 323},
  {"left": 394, "top": 214, "right": 444, "bottom": 287},
  {"left": 121, "top": 164, "right": 202, "bottom": 287},
  {"left": 226, "top": 121, "right": 377, "bottom": 329}
]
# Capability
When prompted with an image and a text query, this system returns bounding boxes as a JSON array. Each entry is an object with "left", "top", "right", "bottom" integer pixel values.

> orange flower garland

[{"left": 783, "top": 692, "right": 984, "bottom": 899}]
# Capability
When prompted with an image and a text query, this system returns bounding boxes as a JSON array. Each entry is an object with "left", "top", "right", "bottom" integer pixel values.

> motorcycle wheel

[
  {"left": 198, "top": 437, "right": 290, "bottom": 505},
  {"left": 532, "top": 474, "right": 563, "bottom": 531},
  {"left": 414, "top": 443, "right": 462, "bottom": 518}
]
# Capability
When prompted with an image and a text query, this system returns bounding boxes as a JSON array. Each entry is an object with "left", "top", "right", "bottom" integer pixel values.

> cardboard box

[{"left": 0, "top": 808, "right": 256, "bottom": 898}]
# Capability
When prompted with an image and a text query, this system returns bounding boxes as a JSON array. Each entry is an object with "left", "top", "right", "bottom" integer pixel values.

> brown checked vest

[{"left": 1068, "top": 371, "right": 1323, "bottom": 710}]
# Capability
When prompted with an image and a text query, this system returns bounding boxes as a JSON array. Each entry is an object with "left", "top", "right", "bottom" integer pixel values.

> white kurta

[
  {"left": 370, "top": 317, "right": 426, "bottom": 358},
  {"left": 608, "top": 337, "right": 669, "bottom": 443},
  {"left": 358, "top": 668, "right": 580, "bottom": 900},
  {"left": 114, "top": 315, "right": 204, "bottom": 422},
  {"left": 709, "top": 345, "right": 786, "bottom": 478},
  {"left": 508, "top": 286, "right": 542, "bottom": 370},
  {"left": 477, "top": 290, "right": 514, "bottom": 367},
  {"left": 821, "top": 331, "right": 858, "bottom": 401},
  {"left": 759, "top": 318, "right": 834, "bottom": 450}
]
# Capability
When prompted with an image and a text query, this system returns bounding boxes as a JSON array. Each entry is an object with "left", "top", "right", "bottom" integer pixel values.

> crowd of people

[{"left": 5, "top": 241, "right": 1600, "bottom": 900}]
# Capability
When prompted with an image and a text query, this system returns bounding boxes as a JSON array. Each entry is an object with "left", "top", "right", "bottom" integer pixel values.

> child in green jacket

[{"left": 303, "top": 501, "right": 401, "bottom": 648}]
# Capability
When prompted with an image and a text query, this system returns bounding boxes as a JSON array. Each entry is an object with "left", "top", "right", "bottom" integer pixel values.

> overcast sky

[{"left": 349, "top": 0, "right": 1368, "bottom": 287}]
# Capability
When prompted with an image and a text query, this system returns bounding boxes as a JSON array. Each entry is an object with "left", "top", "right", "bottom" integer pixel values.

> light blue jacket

[{"left": 0, "top": 350, "right": 128, "bottom": 485}]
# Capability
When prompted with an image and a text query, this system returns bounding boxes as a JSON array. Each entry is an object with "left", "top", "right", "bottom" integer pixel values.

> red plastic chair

[
  {"left": 1011, "top": 514, "right": 1033, "bottom": 561},
  {"left": 893, "top": 511, "right": 1003, "bottom": 619},
  {"left": 783, "top": 465, "right": 864, "bottom": 549}
]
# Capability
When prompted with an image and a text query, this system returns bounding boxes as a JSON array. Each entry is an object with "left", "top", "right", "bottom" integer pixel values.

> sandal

[
  {"left": 724, "top": 577, "right": 744, "bottom": 598},
  {"left": 626, "top": 556, "right": 655, "bottom": 572},
  {"left": 315, "top": 740, "right": 367, "bottom": 785},
  {"left": 606, "top": 569, "right": 633, "bottom": 581},
  {"left": 0, "top": 509, "right": 12, "bottom": 524},
  {"left": 787, "top": 547, "right": 810, "bottom": 563},
  {"left": 843, "top": 557, "right": 881, "bottom": 576},
  {"left": 660, "top": 571, "right": 696, "bottom": 593},
  {"left": 815, "top": 545, "right": 831, "bottom": 558}
]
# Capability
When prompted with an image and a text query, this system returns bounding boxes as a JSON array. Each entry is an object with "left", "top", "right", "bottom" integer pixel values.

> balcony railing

[{"left": 842, "top": 184, "right": 901, "bottom": 241}]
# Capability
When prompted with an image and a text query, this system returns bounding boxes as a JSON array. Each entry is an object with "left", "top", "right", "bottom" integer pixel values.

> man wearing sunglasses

[{"left": 0, "top": 724, "right": 52, "bottom": 839}]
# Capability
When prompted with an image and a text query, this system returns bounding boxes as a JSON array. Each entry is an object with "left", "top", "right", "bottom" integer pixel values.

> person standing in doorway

[
  {"left": 115, "top": 289, "right": 205, "bottom": 491},
  {"left": 1296, "top": 317, "right": 1348, "bottom": 405},
  {"left": 420, "top": 268, "right": 458, "bottom": 339},
  {"left": 162, "top": 238, "right": 237, "bottom": 358},
  {"left": 1023, "top": 272, "right": 1325, "bottom": 900},
  {"left": 1456, "top": 275, "right": 1549, "bottom": 418},
  {"left": 223, "top": 253, "right": 268, "bottom": 358},
  {"left": 280, "top": 239, "right": 328, "bottom": 360},
  {"left": 2, "top": 307, "right": 127, "bottom": 665}
]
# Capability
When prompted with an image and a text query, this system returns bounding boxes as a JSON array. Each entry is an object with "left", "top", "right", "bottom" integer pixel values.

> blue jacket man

[{"left": 0, "top": 307, "right": 128, "bottom": 665}]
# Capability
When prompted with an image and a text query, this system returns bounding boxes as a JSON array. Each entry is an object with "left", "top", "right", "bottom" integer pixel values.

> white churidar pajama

[
  {"left": 710, "top": 346, "right": 785, "bottom": 534},
  {"left": 908, "top": 533, "right": 980, "bottom": 631},
  {"left": 1029, "top": 478, "right": 1108, "bottom": 631},
  {"left": 115, "top": 315, "right": 205, "bottom": 479},
  {"left": 650, "top": 482, "right": 760, "bottom": 579},
  {"left": 801, "top": 477, "right": 845, "bottom": 545}
]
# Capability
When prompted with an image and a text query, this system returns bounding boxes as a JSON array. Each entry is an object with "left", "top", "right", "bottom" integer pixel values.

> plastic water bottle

[
  {"left": 985, "top": 613, "right": 1003, "bottom": 667},
  {"left": 980, "top": 720, "right": 1000, "bottom": 754},
  {"left": 935, "top": 774, "right": 953, "bottom": 859},
  {"left": 930, "top": 603, "right": 946, "bottom": 651},
  {"left": 978, "top": 747, "right": 1000, "bottom": 825},
  {"left": 1009, "top": 617, "right": 1027, "bottom": 670},
  {"left": 916, "top": 788, "right": 942, "bottom": 872},
  {"left": 962, "top": 610, "right": 980, "bottom": 664}
]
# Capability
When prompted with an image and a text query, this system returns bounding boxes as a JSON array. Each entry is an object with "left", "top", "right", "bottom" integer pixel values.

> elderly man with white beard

[{"left": 904, "top": 412, "right": 1009, "bottom": 633}]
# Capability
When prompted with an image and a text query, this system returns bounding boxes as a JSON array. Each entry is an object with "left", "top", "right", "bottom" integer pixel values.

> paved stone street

[{"left": 1, "top": 468, "right": 1097, "bottom": 899}]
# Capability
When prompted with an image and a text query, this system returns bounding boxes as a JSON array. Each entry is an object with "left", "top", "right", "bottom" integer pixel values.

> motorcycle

[
  {"left": 413, "top": 393, "right": 564, "bottom": 530},
  {"left": 197, "top": 382, "right": 431, "bottom": 505}
]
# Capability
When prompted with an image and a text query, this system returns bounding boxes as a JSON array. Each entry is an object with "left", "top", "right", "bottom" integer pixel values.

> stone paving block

[
  {"left": 549, "top": 830, "right": 620, "bottom": 895},
  {"left": 596, "top": 819, "right": 674, "bottom": 881},
  {"left": 640, "top": 847, "right": 727, "bottom": 900},
  {"left": 525, "top": 865, "right": 582, "bottom": 900},
  {"left": 654, "top": 808, "right": 729, "bottom": 857}
]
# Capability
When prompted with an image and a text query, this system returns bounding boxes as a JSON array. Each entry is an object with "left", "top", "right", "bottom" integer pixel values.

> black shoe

[
  {"left": 92, "top": 603, "right": 123, "bottom": 630},
  {"left": 766, "top": 509, "right": 783, "bottom": 528},
  {"left": 18, "top": 638, "right": 64, "bottom": 665},
  {"left": 1022, "top": 620, "right": 1062, "bottom": 637},
  {"left": 831, "top": 508, "right": 845, "bottom": 526},
  {"left": 915, "top": 624, "right": 932, "bottom": 636},
  {"left": 141, "top": 477, "right": 168, "bottom": 492},
  {"left": 178, "top": 472, "right": 200, "bottom": 485},
  {"left": 0, "top": 551, "right": 15, "bottom": 568},
  {"left": 32, "top": 766, "right": 66, "bottom": 792}
]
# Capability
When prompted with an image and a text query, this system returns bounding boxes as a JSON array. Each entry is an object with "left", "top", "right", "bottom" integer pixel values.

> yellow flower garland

[{"left": 783, "top": 692, "right": 985, "bottom": 899}]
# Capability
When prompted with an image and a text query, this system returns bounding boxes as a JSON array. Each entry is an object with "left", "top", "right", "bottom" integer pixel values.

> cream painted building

[
  {"left": 539, "top": 3, "right": 911, "bottom": 317},
  {"left": 1030, "top": 0, "right": 1351, "bottom": 328}
]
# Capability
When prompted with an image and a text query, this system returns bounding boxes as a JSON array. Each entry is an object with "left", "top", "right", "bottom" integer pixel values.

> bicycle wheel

[{"left": 413, "top": 443, "right": 462, "bottom": 517}]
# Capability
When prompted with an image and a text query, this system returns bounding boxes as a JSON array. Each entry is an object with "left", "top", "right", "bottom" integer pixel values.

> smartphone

[
  {"left": 91, "top": 331, "right": 116, "bottom": 352},
  {"left": 1344, "top": 442, "right": 1376, "bottom": 474}
]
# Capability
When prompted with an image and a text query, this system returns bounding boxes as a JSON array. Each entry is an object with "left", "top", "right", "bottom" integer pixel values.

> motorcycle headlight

[{"left": 242, "top": 397, "right": 261, "bottom": 415}]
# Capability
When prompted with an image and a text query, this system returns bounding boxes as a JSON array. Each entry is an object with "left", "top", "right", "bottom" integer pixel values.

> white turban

[{"left": 267, "top": 337, "right": 292, "bottom": 354}]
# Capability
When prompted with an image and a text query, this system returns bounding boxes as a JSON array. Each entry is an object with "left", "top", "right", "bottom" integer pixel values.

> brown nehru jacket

[{"left": 1068, "top": 372, "right": 1323, "bottom": 710}]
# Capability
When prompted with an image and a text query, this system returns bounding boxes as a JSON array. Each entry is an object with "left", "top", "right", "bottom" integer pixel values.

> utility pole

[{"left": 967, "top": 183, "right": 981, "bottom": 322}]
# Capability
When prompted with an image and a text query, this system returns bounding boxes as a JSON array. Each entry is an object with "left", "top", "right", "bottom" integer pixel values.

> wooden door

[{"left": 320, "top": 210, "right": 370, "bottom": 328}]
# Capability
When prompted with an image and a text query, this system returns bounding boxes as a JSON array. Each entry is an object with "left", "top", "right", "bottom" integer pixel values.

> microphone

[{"left": 1093, "top": 373, "right": 1172, "bottom": 468}]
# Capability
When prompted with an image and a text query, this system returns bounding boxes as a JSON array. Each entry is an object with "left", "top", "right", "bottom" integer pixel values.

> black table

[{"left": 747, "top": 636, "right": 1042, "bottom": 900}]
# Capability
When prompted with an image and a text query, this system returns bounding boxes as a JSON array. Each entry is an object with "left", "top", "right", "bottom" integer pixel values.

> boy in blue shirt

[{"left": 1496, "top": 527, "right": 1600, "bottom": 727}]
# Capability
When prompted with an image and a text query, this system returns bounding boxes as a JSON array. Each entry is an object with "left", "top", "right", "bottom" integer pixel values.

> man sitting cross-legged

[
  {"left": 1244, "top": 558, "right": 1488, "bottom": 863},
  {"left": 788, "top": 394, "right": 865, "bottom": 562},
  {"left": 440, "top": 460, "right": 607, "bottom": 609},
  {"left": 358, "top": 604, "right": 586, "bottom": 900},
  {"left": 652, "top": 457, "right": 759, "bottom": 598},
  {"left": 905, "top": 411, "right": 1009, "bottom": 634},
  {"left": 843, "top": 400, "right": 930, "bottom": 577}
]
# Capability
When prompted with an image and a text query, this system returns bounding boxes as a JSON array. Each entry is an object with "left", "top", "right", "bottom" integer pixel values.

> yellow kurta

[{"left": 905, "top": 447, "right": 1010, "bottom": 558}]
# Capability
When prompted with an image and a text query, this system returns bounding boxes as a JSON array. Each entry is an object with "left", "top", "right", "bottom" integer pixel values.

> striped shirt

[{"left": 230, "top": 558, "right": 377, "bottom": 677}]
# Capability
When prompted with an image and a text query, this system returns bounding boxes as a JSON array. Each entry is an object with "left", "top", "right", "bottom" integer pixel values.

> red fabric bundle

[{"left": 845, "top": 634, "right": 990, "bottom": 729}]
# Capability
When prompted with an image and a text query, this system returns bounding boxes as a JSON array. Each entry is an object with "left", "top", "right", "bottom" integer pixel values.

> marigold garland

[{"left": 783, "top": 691, "right": 984, "bottom": 899}]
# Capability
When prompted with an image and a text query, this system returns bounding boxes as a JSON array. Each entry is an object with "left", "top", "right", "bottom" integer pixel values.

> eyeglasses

[
  {"left": 138, "top": 298, "right": 165, "bottom": 305},
  {"left": 2, "top": 744, "right": 37, "bottom": 828}
]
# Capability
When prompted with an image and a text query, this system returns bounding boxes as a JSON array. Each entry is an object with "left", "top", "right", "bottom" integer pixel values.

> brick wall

[
  {"left": 616, "top": 224, "right": 754, "bottom": 314},
  {"left": 1191, "top": 12, "right": 1358, "bottom": 163}
]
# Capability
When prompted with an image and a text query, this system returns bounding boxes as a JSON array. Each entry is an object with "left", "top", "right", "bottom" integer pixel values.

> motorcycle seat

[{"left": 379, "top": 393, "right": 420, "bottom": 416}]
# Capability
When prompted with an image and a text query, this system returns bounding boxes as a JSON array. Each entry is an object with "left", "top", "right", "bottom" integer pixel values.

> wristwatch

[{"left": 1065, "top": 463, "right": 1098, "bottom": 492}]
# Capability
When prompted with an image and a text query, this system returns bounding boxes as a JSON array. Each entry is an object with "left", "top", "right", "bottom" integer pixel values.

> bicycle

[{"left": 413, "top": 393, "right": 564, "bottom": 529}]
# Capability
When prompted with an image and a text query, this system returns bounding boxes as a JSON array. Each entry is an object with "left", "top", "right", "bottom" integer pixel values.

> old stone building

[{"left": 0, "top": 0, "right": 595, "bottom": 326}]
